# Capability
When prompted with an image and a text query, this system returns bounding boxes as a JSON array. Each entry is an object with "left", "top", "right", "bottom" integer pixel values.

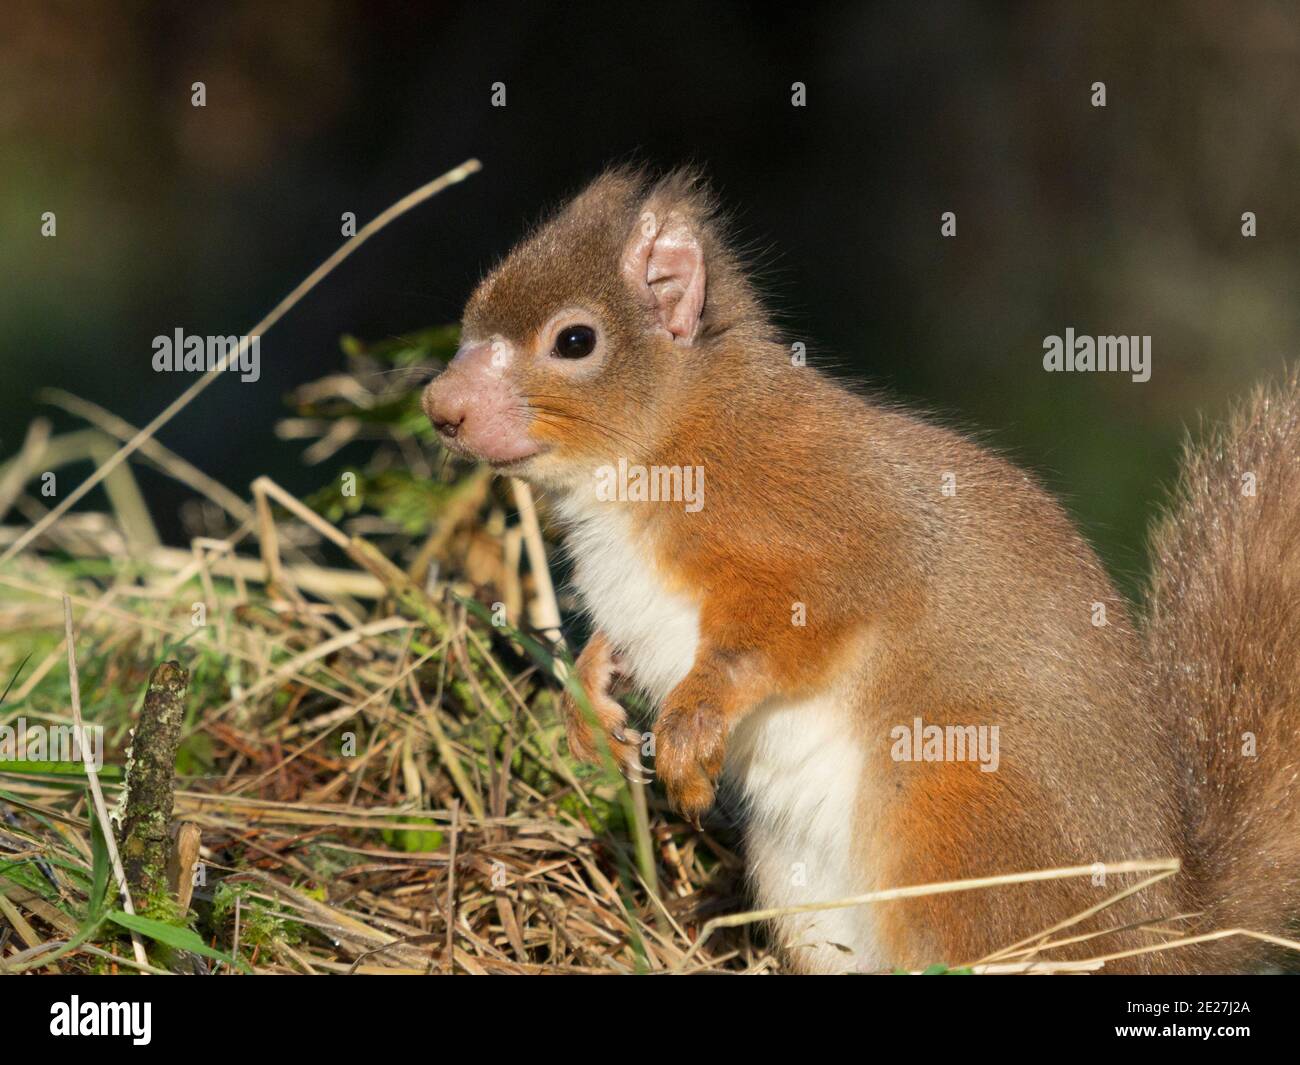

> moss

[{"left": 117, "top": 661, "right": 188, "bottom": 902}]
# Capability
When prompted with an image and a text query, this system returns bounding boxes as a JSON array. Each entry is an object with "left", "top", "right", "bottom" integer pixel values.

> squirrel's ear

[{"left": 620, "top": 207, "right": 706, "bottom": 346}]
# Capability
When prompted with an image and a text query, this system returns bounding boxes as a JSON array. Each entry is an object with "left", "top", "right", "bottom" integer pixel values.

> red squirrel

[{"left": 422, "top": 168, "right": 1300, "bottom": 973}]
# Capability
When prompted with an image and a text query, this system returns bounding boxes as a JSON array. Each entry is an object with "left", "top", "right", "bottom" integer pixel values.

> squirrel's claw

[{"left": 653, "top": 701, "right": 725, "bottom": 827}]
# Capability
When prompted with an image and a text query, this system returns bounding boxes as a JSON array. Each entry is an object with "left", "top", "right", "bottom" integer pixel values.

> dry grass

[{"left": 0, "top": 464, "right": 770, "bottom": 973}]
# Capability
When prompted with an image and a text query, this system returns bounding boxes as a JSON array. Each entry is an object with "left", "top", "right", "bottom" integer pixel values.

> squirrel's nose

[
  {"left": 420, "top": 343, "right": 540, "bottom": 464},
  {"left": 422, "top": 384, "right": 466, "bottom": 439},
  {"left": 431, "top": 411, "right": 463, "bottom": 438}
]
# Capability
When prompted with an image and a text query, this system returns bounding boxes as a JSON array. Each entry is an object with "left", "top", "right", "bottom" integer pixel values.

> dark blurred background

[{"left": 3, "top": 1, "right": 1298, "bottom": 596}]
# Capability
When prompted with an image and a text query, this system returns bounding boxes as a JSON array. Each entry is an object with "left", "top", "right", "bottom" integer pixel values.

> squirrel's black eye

[{"left": 553, "top": 324, "right": 597, "bottom": 359}]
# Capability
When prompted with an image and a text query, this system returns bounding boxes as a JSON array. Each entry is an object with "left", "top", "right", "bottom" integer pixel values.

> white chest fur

[
  {"left": 553, "top": 497, "right": 699, "bottom": 706},
  {"left": 726, "top": 693, "right": 878, "bottom": 972},
  {"left": 554, "top": 494, "right": 877, "bottom": 971}
]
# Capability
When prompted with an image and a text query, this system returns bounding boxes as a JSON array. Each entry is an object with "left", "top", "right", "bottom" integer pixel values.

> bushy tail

[{"left": 1145, "top": 367, "right": 1300, "bottom": 971}]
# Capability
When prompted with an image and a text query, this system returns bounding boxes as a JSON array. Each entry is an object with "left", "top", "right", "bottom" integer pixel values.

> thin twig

[
  {"left": 510, "top": 479, "right": 564, "bottom": 649},
  {"left": 445, "top": 798, "right": 459, "bottom": 974}
]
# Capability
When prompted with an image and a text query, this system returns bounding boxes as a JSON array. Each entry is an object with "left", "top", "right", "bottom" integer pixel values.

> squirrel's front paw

[
  {"left": 561, "top": 635, "right": 649, "bottom": 783},
  {"left": 653, "top": 701, "right": 727, "bottom": 828}
]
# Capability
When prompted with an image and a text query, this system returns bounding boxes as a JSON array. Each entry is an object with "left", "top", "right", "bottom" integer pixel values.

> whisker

[
  {"left": 524, "top": 407, "right": 652, "bottom": 454},
  {"left": 367, "top": 366, "right": 442, "bottom": 381},
  {"left": 521, "top": 399, "right": 654, "bottom": 450},
  {"left": 505, "top": 405, "right": 629, "bottom": 453}
]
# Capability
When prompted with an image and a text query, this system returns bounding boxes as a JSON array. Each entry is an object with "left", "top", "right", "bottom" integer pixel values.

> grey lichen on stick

[{"left": 118, "top": 660, "right": 189, "bottom": 908}]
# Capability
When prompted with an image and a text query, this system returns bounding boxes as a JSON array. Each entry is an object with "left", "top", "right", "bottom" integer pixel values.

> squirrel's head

[{"left": 421, "top": 167, "right": 763, "bottom": 487}]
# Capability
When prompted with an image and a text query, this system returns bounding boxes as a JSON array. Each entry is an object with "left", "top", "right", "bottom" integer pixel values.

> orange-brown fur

[{"left": 435, "top": 167, "right": 1300, "bottom": 973}]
